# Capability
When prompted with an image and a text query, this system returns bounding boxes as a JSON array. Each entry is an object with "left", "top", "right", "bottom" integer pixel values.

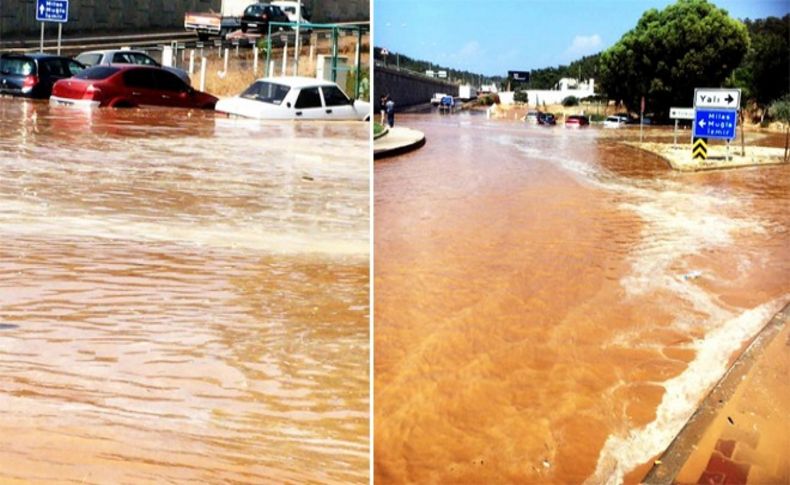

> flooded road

[
  {"left": 374, "top": 113, "right": 789, "bottom": 484},
  {"left": 0, "top": 98, "right": 370, "bottom": 483}
]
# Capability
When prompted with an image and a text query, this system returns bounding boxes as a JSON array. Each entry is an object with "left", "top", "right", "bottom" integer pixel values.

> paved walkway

[
  {"left": 373, "top": 127, "right": 426, "bottom": 159},
  {"left": 644, "top": 302, "right": 789, "bottom": 484}
]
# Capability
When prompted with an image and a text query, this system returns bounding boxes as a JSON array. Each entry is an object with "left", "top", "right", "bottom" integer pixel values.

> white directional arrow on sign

[
  {"left": 694, "top": 88, "right": 741, "bottom": 109},
  {"left": 698, "top": 119, "right": 706, "bottom": 128},
  {"left": 39, "top": 4, "right": 45, "bottom": 14}
]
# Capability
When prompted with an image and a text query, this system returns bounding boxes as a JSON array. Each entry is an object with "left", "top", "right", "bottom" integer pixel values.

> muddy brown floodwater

[
  {"left": 374, "top": 113, "right": 789, "bottom": 484},
  {"left": 0, "top": 98, "right": 369, "bottom": 484}
]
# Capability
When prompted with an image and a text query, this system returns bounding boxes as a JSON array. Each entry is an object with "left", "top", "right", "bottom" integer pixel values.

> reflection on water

[
  {"left": 374, "top": 113, "right": 789, "bottom": 484},
  {"left": 0, "top": 98, "right": 369, "bottom": 483}
]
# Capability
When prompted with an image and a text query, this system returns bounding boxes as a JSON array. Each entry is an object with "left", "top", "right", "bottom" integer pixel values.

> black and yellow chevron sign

[{"left": 692, "top": 137, "right": 708, "bottom": 160}]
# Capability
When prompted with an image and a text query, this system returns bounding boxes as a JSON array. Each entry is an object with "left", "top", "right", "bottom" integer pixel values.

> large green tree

[
  {"left": 599, "top": 0, "right": 749, "bottom": 119},
  {"left": 728, "top": 15, "right": 789, "bottom": 110}
]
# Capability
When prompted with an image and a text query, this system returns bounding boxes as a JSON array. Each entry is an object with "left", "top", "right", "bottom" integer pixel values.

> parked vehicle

[
  {"left": 458, "top": 85, "right": 474, "bottom": 100},
  {"left": 0, "top": 53, "right": 84, "bottom": 99},
  {"left": 241, "top": 4, "right": 290, "bottom": 34},
  {"left": 525, "top": 110, "right": 539, "bottom": 124},
  {"left": 271, "top": 1, "right": 311, "bottom": 23},
  {"left": 603, "top": 115, "right": 628, "bottom": 128},
  {"left": 184, "top": 0, "right": 251, "bottom": 41},
  {"left": 50, "top": 65, "right": 217, "bottom": 109},
  {"left": 565, "top": 115, "right": 590, "bottom": 127},
  {"left": 431, "top": 93, "right": 448, "bottom": 106},
  {"left": 439, "top": 95, "right": 454, "bottom": 112},
  {"left": 75, "top": 49, "right": 191, "bottom": 85},
  {"left": 215, "top": 76, "right": 370, "bottom": 120},
  {"left": 538, "top": 112, "right": 556, "bottom": 125},
  {"left": 627, "top": 116, "right": 653, "bottom": 125}
]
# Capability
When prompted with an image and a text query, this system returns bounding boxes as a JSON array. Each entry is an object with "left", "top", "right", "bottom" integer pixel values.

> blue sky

[{"left": 374, "top": 0, "right": 790, "bottom": 76}]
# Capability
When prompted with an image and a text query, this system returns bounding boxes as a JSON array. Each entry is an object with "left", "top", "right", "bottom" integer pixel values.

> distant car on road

[
  {"left": 215, "top": 76, "right": 370, "bottom": 120},
  {"left": 565, "top": 115, "right": 590, "bottom": 128},
  {"left": 75, "top": 49, "right": 191, "bottom": 85},
  {"left": 627, "top": 116, "right": 653, "bottom": 125},
  {"left": 603, "top": 115, "right": 628, "bottom": 128},
  {"left": 431, "top": 93, "right": 448, "bottom": 106},
  {"left": 538, "top": 112, "right": 556, "bottom": 125},
  {"left": 50, "top": 65, "right": 217, "bottom": 109},
  {"left": 0, "top": 53, "right": 84, "bottom": 99},
  {"left": 240, "top": 4, "right": 290, "bottom": 34},
  {"left": 439, "top": 95, "right": 455, "bottom": 111}
]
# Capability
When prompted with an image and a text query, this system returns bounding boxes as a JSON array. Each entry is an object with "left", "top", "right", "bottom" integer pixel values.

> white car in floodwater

[{"left": 215, "top": 77, "right": 371, "bottom": 121}]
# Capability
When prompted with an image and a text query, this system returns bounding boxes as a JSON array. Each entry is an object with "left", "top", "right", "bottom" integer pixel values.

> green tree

[
  {"left": 769, "top": 95, "right": 790, "bottom": 162},
  {"left": 728, "top": 15, "right": 789, "bottom": 113},
  {"left": 599, "top": 0, "right": 749, "bottom": 120}
]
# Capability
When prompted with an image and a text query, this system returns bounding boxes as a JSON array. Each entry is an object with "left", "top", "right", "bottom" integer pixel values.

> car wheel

[
  {"left": 111, "top": 99, "right": 136, "bottom": 108},
  {"left": 241, "top": 23, "right": 248, "bottom": 33}
]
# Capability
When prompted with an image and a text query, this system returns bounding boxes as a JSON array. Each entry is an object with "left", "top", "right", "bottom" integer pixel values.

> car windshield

[
  {"left": 75, "top": 66, "right": 120, "bottom": 80},
  {"left": 240, "top": 81, "right": 290, "bottom": 104},
  {"left": 0, "top": 57, "right": 35, "bottom": 76},
  {"left": 245, "top": 5, "right": 262, "bottom": 15}
]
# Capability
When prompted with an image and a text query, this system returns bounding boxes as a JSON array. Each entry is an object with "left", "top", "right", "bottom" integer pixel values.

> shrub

[
  {"left": 561, "top": 95, "right": 579, "bottom": 107},
  {"left": 514, "top": 90, "right": 528, "bottom": 104}
]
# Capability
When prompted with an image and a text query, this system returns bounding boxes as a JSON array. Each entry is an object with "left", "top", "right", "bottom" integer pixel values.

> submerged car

[
  {"left": 0, "top": 53, "right": 84, "bottom": 98},
  {"left": 538, "top": 112, "right": 556, "bottom": 125},
  {"left": 603, "top": 115, "right": 629, "bottom": 128},
  {"left": 75, "top": 49, "right": 191, "bottom": 85},
  {"left": 215, "top": 77, "right": 370, "bottom": 121},
  {"left": 565, "top": 115, "right": 590, "bottom": 128},
  {"left": 525, "top": 110, "right": 539, "bottom": 124},
  {"left": 50, "top": 65, "right": 217, "bottom": 109},
  {"left": 431, "top": 92, "right": 448, "bottom": 106}
]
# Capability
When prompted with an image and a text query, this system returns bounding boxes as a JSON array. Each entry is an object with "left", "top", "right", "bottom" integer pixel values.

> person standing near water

[
  {"left": 385, "top": 96, "right": 395, "bottom": 128},
  {"left": 380, "top": 95, "right": 388, "bottom": 125}
]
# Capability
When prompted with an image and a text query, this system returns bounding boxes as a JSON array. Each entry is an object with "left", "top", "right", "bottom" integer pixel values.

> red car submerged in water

[{"left": 50, "top": 65, "right": 217, "bottom": 109}]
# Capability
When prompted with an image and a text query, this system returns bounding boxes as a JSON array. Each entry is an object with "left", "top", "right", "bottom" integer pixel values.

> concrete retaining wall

[
  {"left": 374, "top": 64, "right": 458, "bottom": 112},
  {"left": 0, "top": 0, "right": 368, "bottom": 39}
]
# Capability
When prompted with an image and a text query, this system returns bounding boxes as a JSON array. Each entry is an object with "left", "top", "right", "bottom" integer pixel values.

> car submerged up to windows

[
  {"left": 0, "top": 53, "right": 84, "bottom": 98},
  {"left": 214, "top": 77, "right": 371, "bottom": 121},
  {"left": 75, "top": 49, "right": 191, "bottom": 85},
  {"left": 565, "top": 115, "right": 590, "bottom": 128},
  {"left": 240, "top": 4, "right": 290, "bottom": 34},
  {"left": 603, "top": 115, "right": 629, "bottom": 128},
  {"left": 50, "top": 65, "right": 217, "bottom": 109}
]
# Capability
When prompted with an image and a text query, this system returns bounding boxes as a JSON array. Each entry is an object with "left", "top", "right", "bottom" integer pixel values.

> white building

[{"left": 500, "top": 78, "right": 597, "bottom": 106}]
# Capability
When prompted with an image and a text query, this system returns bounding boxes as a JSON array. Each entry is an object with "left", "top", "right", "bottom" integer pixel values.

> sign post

[
  {"left": 692, "top": 88, "right": 740, "bottom": 161},
  {"left": 36, "top": 0, "right": 68, "bottom": 53},
  {"left": 670, "top": 107, "right": 694, "bottom": 148},
  {"left": 640, "top": 96, "right": 645, "bottom": 143}
]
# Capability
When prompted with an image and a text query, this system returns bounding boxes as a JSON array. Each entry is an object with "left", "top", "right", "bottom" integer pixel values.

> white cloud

[{"left": 563, "top": 34, "right": 602, "bottom": 58}]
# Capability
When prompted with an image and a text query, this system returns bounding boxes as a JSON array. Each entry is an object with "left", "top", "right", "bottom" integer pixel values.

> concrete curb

[
  {"left": 642, "top": 301, "right": 790, "bottom": 484},
  {"left": 373, "top": 127, "right": 426, "bottom": 160},
  {"left": 624, "top": 142, "right": 789, "bottom": 172}
]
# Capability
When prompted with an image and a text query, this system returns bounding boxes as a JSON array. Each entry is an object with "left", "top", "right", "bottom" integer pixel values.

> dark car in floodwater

[
  {"left": 0, "top": 53, "right": 84, "bottom": 99},
  {"left": 50, "top": 65, "right": 217, "bottom": 109},
  {"left": 240, "top": 4, "right": 290, "bottom": 34},
  {"left": 538, "top": 112, "right": 557, "bottom": 125}
]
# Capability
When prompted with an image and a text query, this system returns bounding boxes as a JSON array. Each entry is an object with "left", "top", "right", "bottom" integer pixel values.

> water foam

[
  {"left": 500, "top": 133, "right": 783, "bottom": 484},
  {"left": 585, "top": 298, "right": 786, "bottom": 485}
]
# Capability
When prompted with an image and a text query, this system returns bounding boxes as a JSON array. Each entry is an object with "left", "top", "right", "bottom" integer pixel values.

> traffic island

[
  {"left": 374, "top": 127, "right": 426, "bottom": 160},
  {"left": 643, "top": 302, "right": 790, "bottom": 484},
  {"left": 626, "top": 142, "right": 788, "bottom": 171}
]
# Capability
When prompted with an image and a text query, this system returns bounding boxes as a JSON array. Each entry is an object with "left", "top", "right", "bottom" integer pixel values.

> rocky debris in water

[
  {"left": 542, "top": 459, "right": 551, "bottom": 469},
  {"left": 302, "top": 175, "right": 315, "bottom": 181}
]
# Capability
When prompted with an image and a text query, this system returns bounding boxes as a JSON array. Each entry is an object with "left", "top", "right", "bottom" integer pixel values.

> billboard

[{"left": 508, "top": 70, "right": 530, "bottom": 82}]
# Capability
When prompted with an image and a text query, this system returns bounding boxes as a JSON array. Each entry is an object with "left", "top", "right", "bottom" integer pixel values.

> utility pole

[{"left": 293, "top": 0, "right": 301, "bottom": 75}]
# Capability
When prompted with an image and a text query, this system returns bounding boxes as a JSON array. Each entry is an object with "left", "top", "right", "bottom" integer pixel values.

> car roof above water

[{"left": 257, "top": 76, "right": 339, "bottom": 88}]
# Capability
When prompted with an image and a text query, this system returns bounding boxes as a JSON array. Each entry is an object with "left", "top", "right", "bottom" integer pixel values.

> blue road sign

[
  {"left": 36, "top": 0, "right": 69, "bottom": 23},
  {"left": 693, "top": 109, "right": 737, "bottom": 140}
]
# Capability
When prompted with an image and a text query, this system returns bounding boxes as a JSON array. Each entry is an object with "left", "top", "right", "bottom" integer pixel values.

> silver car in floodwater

[{"left": 75, "top": 49, "right": 191, "bottom": 85}]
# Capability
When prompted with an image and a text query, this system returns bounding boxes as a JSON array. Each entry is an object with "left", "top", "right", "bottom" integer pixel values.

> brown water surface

[
  {"left": 0, "top": 98, "right": 369, "bottom": 484},
  {"left": 374, "top": 113, "right": 789, "bottom": 484}
]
